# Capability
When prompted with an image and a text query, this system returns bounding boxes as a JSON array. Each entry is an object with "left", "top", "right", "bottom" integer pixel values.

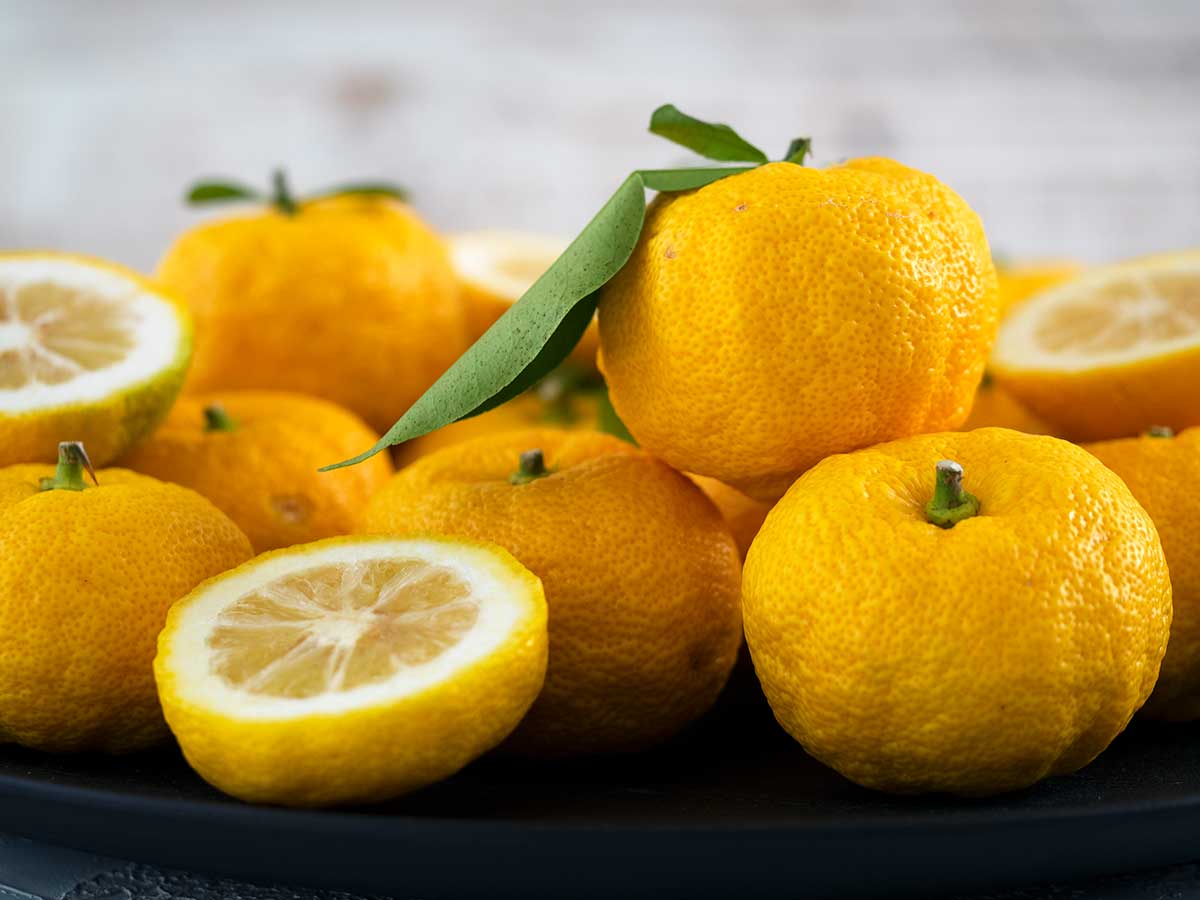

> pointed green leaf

[
  {"left": 185, "top": 180, "right": 264, "bottom": 206},
  {"left": 595, "top": 388, "right": 637, "bottom": 445},
  {"left": 649, "top": 104, "right": 768, "bottom": 164},
  {"left": 322, "top": 162, "right": 757, "bottom": 471},
  {"left": 322, "top": 172, "right": 647, "bottom": 470},
  {"left": 309, "top": 181, "right": 409, "bottom": 203},
  {"left": 784, "top": 137, "right": 813, "bottom": 166},
  {"left": 640, "top": 167, "right": 756, "bottom": 192}
]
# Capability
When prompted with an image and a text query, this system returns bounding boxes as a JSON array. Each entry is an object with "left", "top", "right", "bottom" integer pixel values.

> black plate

[{"left": 1, "top": 661, "right": 1199, "bottom": 900}]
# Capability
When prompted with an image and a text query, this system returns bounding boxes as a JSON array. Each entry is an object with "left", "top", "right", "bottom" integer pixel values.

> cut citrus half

[
  {"left": 448, "top": 230, "right": 599, "bottom": 370},
  {"left": 991, "top": 250, "right": 1200, "bottom": 440},
  {"left": 154, "top": 535, "right": 547, "bottom": 807},
  {"left": 0, "top": 253, "right": 192, "bottom": 466}
]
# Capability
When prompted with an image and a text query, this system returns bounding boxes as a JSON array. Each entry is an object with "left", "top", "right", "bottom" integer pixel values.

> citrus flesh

[
  {"left": 155, "top": 535, "right": 547, "bottom": 807},
  {"left": 992, "top": 251, "right": 1200, "bottom": 440},
  {"left": 0, "top": 253, "right": 191, "bottom": 466}
]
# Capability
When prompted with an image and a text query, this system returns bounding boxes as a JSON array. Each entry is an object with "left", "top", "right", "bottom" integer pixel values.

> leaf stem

[
  {"left": 924, "top": 459, "right": 980, "bottom": 528},
  {"left": 38, "top": 441, "right": 98, "bottom": 492}
]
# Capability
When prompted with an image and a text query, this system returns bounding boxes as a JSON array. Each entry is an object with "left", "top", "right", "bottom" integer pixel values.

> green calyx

[
  {"left": 510, "top": 449, "right": 551, "bottom": 486},
  {"left": 38, "top": 441, "right": 98, "bottom": 492},
  {"left": 321, "top": 103, "right": 814, "bottom": 472},
  {"left": 924, "top": 459, "right": 980, "bottom": 529},
  {"left": 185, "top": 169, "right": 408, "bottom": 216},
  {"left": 1147, "top": 425, "right": 1175, "bottom": 438},
  {"left": 203, "top": 403, "right": 239, "bottom": 432}
]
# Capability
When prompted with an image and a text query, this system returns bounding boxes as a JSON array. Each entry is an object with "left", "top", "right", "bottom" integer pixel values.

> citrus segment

[
  {"left": 155, "top": 536, "right": 548, "bottom": 806},
  {"left": 0, "top": 254, "right": 191, "bottom": 466},
  {"left": 992, "top": 251, "right": 1200, "bottom": 439}
]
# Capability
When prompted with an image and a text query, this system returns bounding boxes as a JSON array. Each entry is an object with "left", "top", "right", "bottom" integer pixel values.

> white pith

[
  {"left": 993, "top": 253, "right": 1200, "bottom": 373},
  {"left": 0, "top": 257, "right": 184, "bottom": 413},
  {"left": 449, "top": 230, "right": 569, "bottom": 302},
  {"left": 161, "top": 538, "right": 535, "bottom": 721}
]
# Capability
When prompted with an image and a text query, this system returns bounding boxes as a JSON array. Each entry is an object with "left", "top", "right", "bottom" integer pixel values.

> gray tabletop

[{"left": 2, "top": 835, "right": 1200, "bottom": 900}]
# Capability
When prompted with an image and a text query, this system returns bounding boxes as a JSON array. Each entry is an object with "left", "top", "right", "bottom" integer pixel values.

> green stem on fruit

[
  {"left": 271, "top": 168, "right": 298, "bottom": 216},
  {"left": 510, "top": 448, "right": 550, "bottom": 485},
  {"left": 203, "top": 403, "right": 239, "bottom": 433},
  {"left": 1147, "top": 425, "right": 1175, "bottom": 438},
  {"left": 924, "top": 459, "right": 980, "bottom": 528},
  {"left": 38, "top": 441, "right": 98, "bottom": 492}
]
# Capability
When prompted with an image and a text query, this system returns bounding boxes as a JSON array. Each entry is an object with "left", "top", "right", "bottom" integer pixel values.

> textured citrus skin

[
  {"left": 0, "top": 252, "right": 193, "bottom": 468},
  {"left": 598, "top": 159, "right": 999, "bottom": 501},
  {"left": 394, "top": 389, "right": 600, "bottom": 468},
  {"left": 157, "top": 195, "right": 468, "bottom": 434},
  {"left": 960, "top": 377, "right": 1055, "bottom": 434},
  {"left": 0, "top": 465, "right": 252, "bottom": 752},
  {"left": 743, "top": 428, "right": 1171, "bottom": 795},
  {"left": 687, "top": 474, "right": 770, "bottom": 560},
  {"left": 360, "top": 429, "right": 743, "bottom": 756},
  {"left": 120, "top": 391, "right": 392, "bottom": 552},
  {"left": 1087, "top": 428, "right": 1200, "bottom": 721},
  {"left": 155, "top": 535, "right": 548, "bottom": 807},
  {"left": 996, "top": 261, "right": 1080, "bottom": 317}
]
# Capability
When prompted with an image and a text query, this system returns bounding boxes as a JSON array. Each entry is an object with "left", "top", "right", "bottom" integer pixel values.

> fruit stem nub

[
  {"left": 39, "top": 441, "right": 98, "bottom": 492},
  {"left": 1147, "top": 425, "right": 1175, "bottom": 438},
  {"left": 204, "top": 403, "right": 239, "bottom": 432},
  {"left": 272, "top": 168, "right": 298, "bottom": 216},
  {"left": 924, "top": 459, "right": 980, "bottom": 528},
  {"left": 510, "top": 448, "right": 550, "bottom": 485}
]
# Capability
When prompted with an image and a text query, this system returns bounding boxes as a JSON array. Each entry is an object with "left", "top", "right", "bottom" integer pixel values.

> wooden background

[{"left": 2, "top": 0, "right": 1197, "bottom": 271}]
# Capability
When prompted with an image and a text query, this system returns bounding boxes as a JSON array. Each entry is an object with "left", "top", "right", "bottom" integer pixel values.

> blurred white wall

[{"left": 2, "top": 0, "right": 1198, "bottom": 270}]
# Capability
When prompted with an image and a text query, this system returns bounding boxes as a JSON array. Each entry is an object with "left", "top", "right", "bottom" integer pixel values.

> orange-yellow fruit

[
  {"left": 1087, "top": 427, "right": 1200, "bottom": 721},
  {"left": 0, "top": 252, "right": 192, "bottom": 468},
  {"left": 360, "top": 429, "right": 743, "bottom": 756},
  {"left": 687, "top": 474, "right": 770, "bottom": 559},
  {"left": 120, "top": 391, "right": 393, "bottom": 552},
  {"left": 960, "top": 376, "right": 1055, "bottom": 434},
  {"left": 992, "top": 250, "right": 1200, "bottom": 441},
  {"left": 997, "top": 260, "right": 1081, "bottom": 317},
  {"left": 156, "top": 535, "right": 547, "bottom": 807},
  {"left": 599, "top": 159, "right": 999, "bottom": 501},
  {"left": 0, "top": 452, "right": 252, "bottom": 752},
  {"left": 157, "top": 195, "right": 468, "bottom": 434},
  {"left": 743, "top": 428, "right": 1170, "bottom": 795}
]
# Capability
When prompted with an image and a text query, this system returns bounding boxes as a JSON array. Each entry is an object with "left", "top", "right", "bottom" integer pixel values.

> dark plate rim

[{"left": 3, "top": 763, "right": 1200, "bottom": 836}]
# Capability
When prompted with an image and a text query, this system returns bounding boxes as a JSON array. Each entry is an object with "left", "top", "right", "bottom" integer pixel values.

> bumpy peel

[
  {"left": 599, "top": 159, "right": 999, "bottom": 501},
  {"left": 742, "top": 428, "right": 1172, "bottom": 795}
]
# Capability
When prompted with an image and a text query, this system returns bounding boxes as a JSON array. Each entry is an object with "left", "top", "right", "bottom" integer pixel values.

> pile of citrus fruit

[{"left": 1, "top": 108, "right": 1199, "bottom": 807}]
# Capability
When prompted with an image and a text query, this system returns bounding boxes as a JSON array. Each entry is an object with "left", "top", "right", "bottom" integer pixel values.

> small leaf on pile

[
  {"left": 648, "top": 104, "right": 769, "bottom": 164},
  {"left": 185, "top": 181, "right": 264, "bottom": 206},
  {"left": 309, "top": 181, "right": 410, "bottom": 203}
]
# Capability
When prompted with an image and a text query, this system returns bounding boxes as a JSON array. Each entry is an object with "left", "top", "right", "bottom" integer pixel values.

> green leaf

[
  {"left": 322, "top": 164, "right": 752, "bottom": 471},
  {"left": 784, "top": 137, "right": 813, "bottom": 166},
  {"left": 649, "top": 104, "right": 768, "bottom": 164},
  {"left": 309, "top": 181, "right": 409, "bottom": 203},
  {"left": 185, "top": 181, "right": 263, "bottom": 206},
  {"left": 640, "top": 167, "right": 756, "bottom": 192},
  {"left": 595, "top": 388, "right": 637, "bottom": 445}
]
